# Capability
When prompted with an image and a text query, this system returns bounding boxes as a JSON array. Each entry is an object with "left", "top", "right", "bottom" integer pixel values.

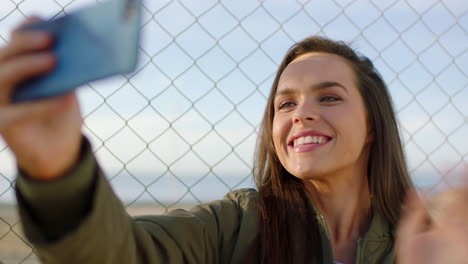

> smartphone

[{"left": 12, "top": 0, "right": 141, "bottom": 103}]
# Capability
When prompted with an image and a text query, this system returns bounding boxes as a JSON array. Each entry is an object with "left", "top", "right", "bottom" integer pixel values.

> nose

[{"left": 293, "top": 103, "right": 319, "bottom": 124}]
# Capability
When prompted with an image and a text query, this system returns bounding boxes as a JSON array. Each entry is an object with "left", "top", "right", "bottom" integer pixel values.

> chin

[{"left": 287, "top": 166, "right": 328, "bottom": 181}]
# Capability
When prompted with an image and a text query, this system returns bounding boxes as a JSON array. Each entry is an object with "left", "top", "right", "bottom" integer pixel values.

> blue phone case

[{"left": 12, "top": 0, "right": 141, "bottom": 103}]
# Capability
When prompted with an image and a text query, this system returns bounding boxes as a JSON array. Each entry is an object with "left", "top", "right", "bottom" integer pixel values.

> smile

[{"left": 293, "top": 135, "right": 329, "bottom": 147}]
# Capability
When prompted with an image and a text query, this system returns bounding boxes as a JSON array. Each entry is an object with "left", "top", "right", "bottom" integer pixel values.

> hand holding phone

[{"left": 12, "top": 0, "right": 141, "bottom": 103}]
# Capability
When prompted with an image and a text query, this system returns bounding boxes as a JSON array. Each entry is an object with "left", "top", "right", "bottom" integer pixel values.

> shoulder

[
  {"left": 222, "top": 188, "right": 259, "bottom": 211},
  {"left": 223, "top": 188, "right": 258, "bottom": 202},
  {"left": 163, "top": 188, "right": 259, "bottom": 220},
  {"left": 197, "top": 188, "right": 259, "bottom": 211},
  {"left": 186, "top": 188, "right": 259, "bottom": 220}
]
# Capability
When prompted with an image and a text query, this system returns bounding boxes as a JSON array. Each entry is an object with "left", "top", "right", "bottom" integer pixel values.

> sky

[{"left": 0, "top": 0, "right": 466, "bottom": 203}]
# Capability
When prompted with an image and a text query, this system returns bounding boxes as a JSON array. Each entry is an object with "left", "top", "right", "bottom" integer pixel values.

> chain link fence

[{"left": 0, "top": 0, "right": 467, "bottom": 262}]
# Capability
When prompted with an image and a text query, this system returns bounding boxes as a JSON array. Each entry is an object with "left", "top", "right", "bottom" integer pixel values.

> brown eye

[
  {"left": 320, "top": 96, "right": 340, "bottom": 103},
  {"left": 278, "top": 101, "right": 296, "bottom": 110}
]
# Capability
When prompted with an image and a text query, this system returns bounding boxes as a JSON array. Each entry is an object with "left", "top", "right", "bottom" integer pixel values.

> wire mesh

[{"left": 0, "top": 0, "right": 466, "bottom": 262}]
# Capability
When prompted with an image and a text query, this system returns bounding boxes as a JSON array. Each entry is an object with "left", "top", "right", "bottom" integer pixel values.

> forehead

[{"left": 278, "top": 52, "right": 356, "bottom": 90}]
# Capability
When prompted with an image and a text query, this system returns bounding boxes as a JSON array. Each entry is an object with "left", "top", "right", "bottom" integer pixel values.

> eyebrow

[{"left": 275, "top": 81, "right": 348, "bottom": 98}]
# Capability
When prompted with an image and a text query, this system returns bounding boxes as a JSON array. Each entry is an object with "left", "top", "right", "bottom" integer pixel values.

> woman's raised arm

[
  {"left": 0, "top": 17, "right": 83, "bottom": 181},
  {"left": 3, "top": 18, "right": 257, "bottom": 264}
]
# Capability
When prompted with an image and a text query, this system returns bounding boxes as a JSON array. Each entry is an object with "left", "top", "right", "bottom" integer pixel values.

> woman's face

[{"left": 272, "top": 52, "right": 372, "bottom": 181}]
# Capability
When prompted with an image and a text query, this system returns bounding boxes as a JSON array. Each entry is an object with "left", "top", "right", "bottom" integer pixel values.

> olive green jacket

[{"left": 16, "top": 139, "right": 395, "bottom": 263}]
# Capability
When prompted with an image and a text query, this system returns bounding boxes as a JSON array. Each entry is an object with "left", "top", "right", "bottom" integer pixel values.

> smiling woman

[
  {"left": 1, "top": 19, "right": 467, "bottom": 264},
  {"left": 273, "top": 53, "right": 371, "bottom": 181},
  {"left": 252, "top": 36, "right": 412, "bottom": 264},
  {"left": 273, "top": 53, "right": 375, "bottom": 262}
]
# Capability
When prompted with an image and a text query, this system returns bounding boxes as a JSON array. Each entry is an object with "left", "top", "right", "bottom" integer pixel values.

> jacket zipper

[
  {"left": 320, "top": 214, "right": 335, "bottom": 264},
  {"left": 355, "top": 239, "right": 361, "bottom": 264},
  {"left": 320, "top": 214, "right": 363, "bottom": 264}
]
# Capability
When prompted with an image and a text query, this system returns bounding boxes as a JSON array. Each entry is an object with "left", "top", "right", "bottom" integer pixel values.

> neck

[{"left": 305, "top": 169, "right": 372, "bottom": 244}]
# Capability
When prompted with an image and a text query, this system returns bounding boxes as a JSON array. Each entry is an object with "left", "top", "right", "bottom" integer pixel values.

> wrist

[{"left": 20, "top": 136, "right": 84, "bottom": 181}]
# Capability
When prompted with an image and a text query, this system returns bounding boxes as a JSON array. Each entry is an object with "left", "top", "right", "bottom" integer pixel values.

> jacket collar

[
  {"left": 362, "top": 205, "right": 393, "bottom": 241},
  {"left": 304, "top": 193, "right": 394, "bottom": 263},
  {"left": 306, "top": 195, "right": 393, "bottom": 240}
]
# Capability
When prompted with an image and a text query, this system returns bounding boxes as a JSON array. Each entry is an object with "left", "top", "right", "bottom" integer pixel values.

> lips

[
  {"left": 293, "top": 135, "right": 330, "bottom": 147},
  {"left": 288, "top": 130, "right": 333, "bottom": 147}
]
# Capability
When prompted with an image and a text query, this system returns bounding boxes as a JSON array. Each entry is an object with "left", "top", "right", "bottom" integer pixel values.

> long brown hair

[{"left": 252, "top": 36, "right": 413, "bottom": 263}]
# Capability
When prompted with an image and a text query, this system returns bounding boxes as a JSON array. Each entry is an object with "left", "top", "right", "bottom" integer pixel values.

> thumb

[
  {"left": 396, "top": 190, "right": 430, "bottom": 247},
  {"left": 12, "top": 16, "right": 44, "bottom": 33}
]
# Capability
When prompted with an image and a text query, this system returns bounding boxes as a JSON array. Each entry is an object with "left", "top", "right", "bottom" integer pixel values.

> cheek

[
  {"left": 271, "top": 118, "right": 281, "bottom": 149},
  {"left": 325, "top": 105, "right": 367, "bottom": 139},
  {"left": 337, "top": 108, "right": 368, "bottom": 146},
  {"left": 272, "top": 116, "right": 288, "bottom": 151}
]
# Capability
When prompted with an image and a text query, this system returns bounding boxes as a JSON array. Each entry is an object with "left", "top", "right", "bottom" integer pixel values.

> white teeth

[
  {"left": 297, "top": 137, "right": 305, "bottom": 146},
  {"left": 293, "top": 136, "right": 328, "bottom": 147}
]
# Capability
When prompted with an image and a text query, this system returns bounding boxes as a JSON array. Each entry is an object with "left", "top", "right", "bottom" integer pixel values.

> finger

[
  {"left": 0, "top": 31, "right": 54, "bottom": 62},
  {"left": 397, "top": 190, "right": 430, "bottom": 238},
  {"left": 12, "top": 16, "right": 43, "bottom": 33},
  {"left": 396, "top": 191, "right": 431, "bottom": 255},
  {"left": 430, "top": 168, "right": 468, "bottom": 225},
  {"left": 435, "top": 191, "right": 468, "bottom": 227},
  {"left": 0, "top": 52, "right": 55, "bottom": 103},
  {"left": 0, "top": 94, "right": 70, "bottom": 129}
]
